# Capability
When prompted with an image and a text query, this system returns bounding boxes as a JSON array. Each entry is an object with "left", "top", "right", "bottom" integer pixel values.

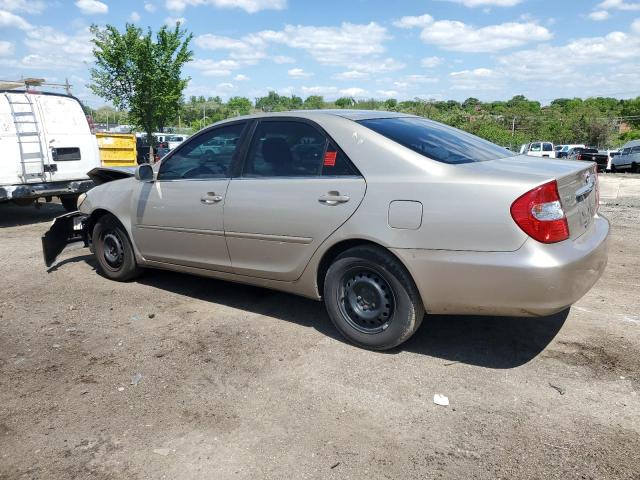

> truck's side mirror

[{"left": 135, "top": 164, "right": 154, "bottom": 182}]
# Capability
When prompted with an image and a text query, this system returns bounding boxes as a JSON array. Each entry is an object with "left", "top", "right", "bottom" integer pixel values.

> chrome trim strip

[
  {"left": 136, "top": 224, "right": 224, "bottom": 236},
  {"left": 225, "top": 231, "right": 312, "bottom": 244}
]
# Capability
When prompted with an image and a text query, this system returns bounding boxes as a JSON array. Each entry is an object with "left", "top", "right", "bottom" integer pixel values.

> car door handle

[
  {"left": 201, "top": 192, "right": 223, "bottom": 204},
  {"left": 318, "top": 191, "right": 350, "bottom": 206}
]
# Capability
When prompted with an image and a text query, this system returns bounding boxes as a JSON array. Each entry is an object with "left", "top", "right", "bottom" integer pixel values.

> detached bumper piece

[
  {"left": 0, "top": 180, "right": 94, "bottom": 202},
  {"left": 42, "top": 212, "right": 89, "bottom": 267}
]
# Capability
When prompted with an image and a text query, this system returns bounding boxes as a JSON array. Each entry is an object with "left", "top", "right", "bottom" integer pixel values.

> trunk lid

[{"left": 463, "top": 155, "right": 598, "bottom": 240}]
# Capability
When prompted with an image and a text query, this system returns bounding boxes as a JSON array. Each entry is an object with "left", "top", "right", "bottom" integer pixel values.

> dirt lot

[{"left": 1, "top": 174, "right": 639, "bottom": 480}]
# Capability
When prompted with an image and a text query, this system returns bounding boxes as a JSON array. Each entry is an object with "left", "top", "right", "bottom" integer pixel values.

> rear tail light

[
  {"left": 577, "top": 154, "right": 583, "bottom": 160},
  {"left": 510, "top": 180, "right": 569, "bottom": 244}
]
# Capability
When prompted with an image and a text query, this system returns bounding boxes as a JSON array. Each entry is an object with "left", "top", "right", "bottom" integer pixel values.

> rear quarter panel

[{"left": 316, "top": 116, "right": 530, "bottom": 252}]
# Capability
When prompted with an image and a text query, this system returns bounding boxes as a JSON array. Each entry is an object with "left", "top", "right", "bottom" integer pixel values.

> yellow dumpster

[{"left": 95, "top": 133, "right": 137, "bottom": 167}]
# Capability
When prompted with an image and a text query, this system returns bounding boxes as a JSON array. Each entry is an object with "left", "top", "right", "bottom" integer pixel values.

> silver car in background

[{"left": 43, "top": 110, "right": 608, "bottom": 350}]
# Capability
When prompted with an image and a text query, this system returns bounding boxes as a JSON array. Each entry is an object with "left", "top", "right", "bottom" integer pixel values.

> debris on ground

[
  {"left": 153, "top": 448, "right": 171, "bottom": 456},
  {"left": 433, "top": 394, "right": 449, "bottom": 406},
  {"left": 330, "top": 462, "right": 340, "bottom": 469},
  {"left": 148, "top": 313, "right": 155, "bottom": 319},
  {"left": 131, "top": 373, "right": 143, "bottom": 386},
  {"left": 549, "top": 383, "right": 566, "bottom": 395}
]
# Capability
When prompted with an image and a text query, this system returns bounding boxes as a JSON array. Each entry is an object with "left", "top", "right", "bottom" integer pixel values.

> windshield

[{"left": 357, "top": 117, "right": 516, "bottom": 164}]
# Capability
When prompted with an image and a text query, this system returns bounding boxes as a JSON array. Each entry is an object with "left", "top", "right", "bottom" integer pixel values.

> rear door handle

[
  {"left": 201, "top": 192, "right": 223, "bottom": 204},
  {"left": 318, "top": 191, "right": 350, "bottom": 206}
]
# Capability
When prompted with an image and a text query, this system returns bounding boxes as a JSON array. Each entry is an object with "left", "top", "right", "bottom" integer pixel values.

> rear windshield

[
  {"left": 584, "top": 148, "right": 598, "bottom": 153},
  {"left": 358, "top": 117, "right": 516, "bottom": 164}
]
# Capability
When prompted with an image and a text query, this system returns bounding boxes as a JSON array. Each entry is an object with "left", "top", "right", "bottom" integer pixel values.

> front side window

[
  {"left": 530, "top": 143, "right": 542, "bottom": 152},
  {"left": 632, "top": 146, "right": 640, "bottom": 154},
  {"left": 358, "top": 117, "right": 516, "bottom": 164},
  {"left": 158, "top": 123, "right": 245, "bottom": 180},
  {"left": 242, "top": 121, "right": 356, "bottom": 177}
]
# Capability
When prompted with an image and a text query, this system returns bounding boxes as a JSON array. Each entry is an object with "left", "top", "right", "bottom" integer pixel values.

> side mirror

[{"left": 135, "top": 164, "right": 155, "bottom": 182}]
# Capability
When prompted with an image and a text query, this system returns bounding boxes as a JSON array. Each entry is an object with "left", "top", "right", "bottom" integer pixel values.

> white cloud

[
  {"left": 598, "top": 0, "right": 640, "bottom": 10},
  {"left": 333, "top": 70, "right": 369, "bottom": 80},
  {"left": 395, "top": 14, "right": 551, "bottom": 52},
  {"left": 190, "top": 58, "right": 242, "bottom": 76},
  {"left": 420, "top": 20, "right": 552, "bottom": 52},
  {"left": 393, "top": 14, "right": 433, "bottom": 29},
  {"left": 442, "top": 0, "right": 522, "bottom": 6},
  {"left": 300, "top": 85, "right": 337, "bottom": 96},
  {"left": 75, "top": 0, "right": 108, "bottom": 15},
  {"left": 0, "top": 0, "right": 46, "bottom": 14},
  {"left": 129, "top": 11, "right": 141, "bottom": 22},
  {"left": 194, "top": 21, "right": 399, "bottom": 77},
  {"left": 255, "top": 22, "right": 389, "bottom": 69},
  {"left": 340, "top": 87, "right": 367, "bottom": 97},
  {"left": 421, "top": 56, "right": 442, "bottom": 68},
  {"left": 0, "top": 40, "right": 13, "bottom": 56},
  {"left": 449, "top": 68, "right": 502, "bottom": 90},
  {"left": 0, "top": 9, "right": 32, "bottom": 30},
  {"left": 589, "top": 10, "right": 610, "bottom": 20},
  {"left": 166, "top": 0, "right": 286, "bottom": 13},
  {"left": 272, "top": 55, "right": 294, "bottom": 64},
  {"left": 234, "top": 73, "right": 249, "bottom": 81},
  {"left": 165, "top": 16, "right": 186, "bottom": 25},
  {"left": 288, "top": 67, "right": 313, "bottom": 78},
  {"left": 377, "top": 89, "right": 399, "bottom": 97},
  {"left": 144, "top": 2, "right": 157, "bottom": 12}
]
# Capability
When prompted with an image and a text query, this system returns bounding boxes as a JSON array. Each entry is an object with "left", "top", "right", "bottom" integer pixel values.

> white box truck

[{"left": 0, "top": 88, "right": 100, "bottom": 211}]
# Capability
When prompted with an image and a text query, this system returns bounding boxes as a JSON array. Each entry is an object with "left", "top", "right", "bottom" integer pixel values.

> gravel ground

[{"left": 1, "top": 174, "right": 639, "bottom": 480}]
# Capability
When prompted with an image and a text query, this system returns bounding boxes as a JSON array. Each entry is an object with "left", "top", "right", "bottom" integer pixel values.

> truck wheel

[
  {"left": 93, "top": 214, "right": 142, "bottom": 281},
  {"left": 323, "top": 245, "right": 425, "bottom": 351},
  {"left": 60, "top": 195, "right": 79, "bottom": 212}
]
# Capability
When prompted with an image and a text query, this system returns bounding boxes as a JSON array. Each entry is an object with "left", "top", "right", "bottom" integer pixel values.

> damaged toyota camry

[{"left": 42, "top": 110, "right": 609, "bottom": 350}]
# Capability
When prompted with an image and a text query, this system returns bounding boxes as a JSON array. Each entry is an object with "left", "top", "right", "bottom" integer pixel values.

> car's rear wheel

[
  {"left": 323, "top": 245, "right": 424, "bottom": 350},
  {"left": 93, "top": 214, "right": 142, "bottom": 281}
]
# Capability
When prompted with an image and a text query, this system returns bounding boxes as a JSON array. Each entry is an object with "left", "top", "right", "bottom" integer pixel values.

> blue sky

[{"left": 0, "top": 0, "right": 639, "bottom": 107}]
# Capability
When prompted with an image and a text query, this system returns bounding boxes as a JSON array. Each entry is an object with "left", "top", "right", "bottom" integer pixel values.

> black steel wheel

[
  {"left": 93, "top": 214, "right": 142, "bottom": 281},
  {"left": 324, "top": 245, "right": 424, "bottom": 350},
  {"left": 338, "top": 267, "right": 395, "bottom": 334}
]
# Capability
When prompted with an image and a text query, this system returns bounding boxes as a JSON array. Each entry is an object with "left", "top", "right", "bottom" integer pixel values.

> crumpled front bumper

[{"left": 41, "top": 212, "right": 89, "bottom": 267}]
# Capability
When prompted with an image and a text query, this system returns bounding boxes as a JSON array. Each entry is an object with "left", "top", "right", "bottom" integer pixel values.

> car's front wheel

[
  {"left": 92, "top": 214, "right": 142, "bottom": 281},
  {"left": 323, "top": 245, "right": 424, "bottom": 350}
]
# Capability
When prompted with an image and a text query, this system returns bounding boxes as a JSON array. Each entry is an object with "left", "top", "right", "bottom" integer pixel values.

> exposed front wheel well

[{"left": 87, "top": 209, "right": 115, "bottom": 242}]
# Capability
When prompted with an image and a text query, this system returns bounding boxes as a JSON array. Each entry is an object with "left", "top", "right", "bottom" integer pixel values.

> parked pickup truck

[{"left": 567, "top": 147, "right": 608, "bottom": 171}]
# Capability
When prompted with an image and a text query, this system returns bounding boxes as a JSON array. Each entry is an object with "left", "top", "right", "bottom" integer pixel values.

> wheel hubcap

[
  {"left": 339, "top": 268, "right": 394, "bottom": 334},
  {"left": 102, "top": 231, "right": 124, "bottom": 269}
]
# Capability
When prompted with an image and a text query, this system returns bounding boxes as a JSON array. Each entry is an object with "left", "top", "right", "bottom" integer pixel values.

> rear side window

[
  {"left": 632, "top": 146, "right": 640, "bottom": 153},
  {"left": 358, "top": 117, "right": 515, "bottom": 164},
  {"left": 242, "top": 121, "right": 357, "bottom": 177},
  {"left": 543, "top": 143, "right": 553, "bottom": 152},
  {"left": 53, "top": 147, "right": 81, "bottom": 161}
]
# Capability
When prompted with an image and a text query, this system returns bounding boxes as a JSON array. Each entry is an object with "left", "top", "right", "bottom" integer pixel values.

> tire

[
  {"left": 60, "top": 195, "right": 79, "bottom": 212},
  {"left": 323, "top": 245, "right": 425, "bottom": 350},
  {"left": 632, "top": 163, "right": 639, "bottom": 174},
  {"left": 92, "top": 214, "right": 142, "bottom": 281}
]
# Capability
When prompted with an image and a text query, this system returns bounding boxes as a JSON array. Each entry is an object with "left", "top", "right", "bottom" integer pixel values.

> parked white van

[
  {"left": 612, "top": 140, "right": 640, "bottom": 172},
  {"left": 520, "top": 141, "right": 556, "bottom": 158},
  {"left": 0, "top": 90, "right": 100, "bottom": 211}
]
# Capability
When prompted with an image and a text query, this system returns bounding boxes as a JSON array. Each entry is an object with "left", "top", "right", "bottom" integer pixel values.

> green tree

[
  {"left": 303, "top": 95, "right": 324, "bottom": 109},
  {"left": 335, "top": 97, "right": 355, "bottom": 109},
  {"left": 90, "top": 22, "right": 193, "bottom": 153},
  {"left": 227, "top": 96, "right": 252, "bottom": 116}
]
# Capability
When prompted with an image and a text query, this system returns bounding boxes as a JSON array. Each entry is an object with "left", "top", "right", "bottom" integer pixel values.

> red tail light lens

[
  {"left": 510, "top": 180, "right": 569, "bottom": 244},
  {"left": 577, "top": 154, "right": 583, "bottom": 160}
]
